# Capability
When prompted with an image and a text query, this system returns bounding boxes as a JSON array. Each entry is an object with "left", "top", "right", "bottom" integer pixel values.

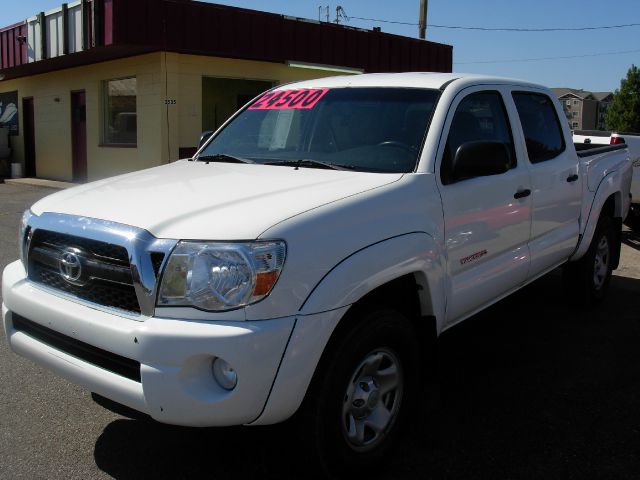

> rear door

[
  {"left": 511, "top": 91, "right": 581, "bottom": 277},
  {"left": 437, "top": 86, "right": 532, "bottom": 325}
]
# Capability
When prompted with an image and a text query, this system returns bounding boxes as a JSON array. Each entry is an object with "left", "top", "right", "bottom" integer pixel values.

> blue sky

[{"left": 4, "top": 0, "right": 639, "bottom": 92}]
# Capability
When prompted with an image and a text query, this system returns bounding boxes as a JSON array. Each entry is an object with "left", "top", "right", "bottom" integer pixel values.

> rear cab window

[{"left": 512, "top": 92, "right": 566, "bottom": 163}]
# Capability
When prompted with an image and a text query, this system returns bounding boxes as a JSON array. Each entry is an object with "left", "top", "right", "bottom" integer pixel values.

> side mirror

[
  {"left": 198, "top": 130, "right": 214, "bottom": 149},
  {"left": 452, "top": 141, "right": 511, "bottom": 182}
]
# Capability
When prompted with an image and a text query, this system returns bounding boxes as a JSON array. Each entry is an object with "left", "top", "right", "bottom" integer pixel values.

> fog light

[{"left": 212, "top": 358, "right": 237, "bottom": 390}]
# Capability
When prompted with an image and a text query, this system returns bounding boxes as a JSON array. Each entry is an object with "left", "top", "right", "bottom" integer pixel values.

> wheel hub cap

[
  {"left": 350, "top": 377, "right": 380, "bottom": 419},
  {"left": 342, "top": 348, "right": 403, "bottom": 452}
]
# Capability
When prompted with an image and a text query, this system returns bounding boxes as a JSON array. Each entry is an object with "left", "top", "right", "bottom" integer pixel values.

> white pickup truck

[
  {"left": 573, "top": 130, "right": 640, "bottom": 229},
  {"left": 2, "top": 73, "right": 633, "bottom": 473}
]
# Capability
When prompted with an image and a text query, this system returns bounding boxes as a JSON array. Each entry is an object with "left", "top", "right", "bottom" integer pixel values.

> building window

[
  {"left": 103, "top": 77, "right": 137, "bottom": 145},
  {"left": 566, "top": 100, "right": 571, "bottom": 107},
  {"left": 573, "top": 100, "right": 579, "bottom": 105},
  {"left": 572, "top": 111, "right": 578, "bottom": 118},
  {"left": 572, "top": 122, "right": 579, "bottom": 128}
]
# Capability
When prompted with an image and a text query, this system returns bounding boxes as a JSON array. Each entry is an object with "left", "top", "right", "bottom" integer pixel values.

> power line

[
  {"left": 433, "top": 22, "right": 640, "bottom": 32},
  {"left": 347, "top": 15, "right": 640, "bottom": 32},
  {"left": 455, "top": 48, "right": 640, "bottom": 65},
  {"left": 349, "top": 16, "right": 418, "bottom": 26}
]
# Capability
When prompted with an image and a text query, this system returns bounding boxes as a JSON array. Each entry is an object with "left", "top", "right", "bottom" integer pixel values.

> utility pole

[{"left": 419, "top": 0, "right": 428, "bottom": 39}]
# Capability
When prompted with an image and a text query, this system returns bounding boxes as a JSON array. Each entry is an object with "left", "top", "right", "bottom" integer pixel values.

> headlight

[
  {"left": 19, "top": 210, "right": 32, "bottom": 269},
  {"left": 157, "top": 241, "right": 286, "bottom": 311}
]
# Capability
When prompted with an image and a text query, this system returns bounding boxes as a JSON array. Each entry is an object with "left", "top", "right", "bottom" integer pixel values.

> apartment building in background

[{"left": 552, "top": 88, "right": 613, "bottom": 131}]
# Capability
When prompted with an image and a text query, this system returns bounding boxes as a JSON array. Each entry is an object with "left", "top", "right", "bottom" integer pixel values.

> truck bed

[{"left": 575, "top": 143, "right": 627, "bottom": 157}]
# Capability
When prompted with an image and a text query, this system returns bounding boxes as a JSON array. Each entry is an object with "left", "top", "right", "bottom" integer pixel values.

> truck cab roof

[{"left": 276, "top": 72, "right": 547, "bottom": 92}]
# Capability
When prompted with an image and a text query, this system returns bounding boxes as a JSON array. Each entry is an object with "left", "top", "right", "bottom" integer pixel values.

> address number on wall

[{"left": 164, "top": 99, "right": 177, "bottom": 105}]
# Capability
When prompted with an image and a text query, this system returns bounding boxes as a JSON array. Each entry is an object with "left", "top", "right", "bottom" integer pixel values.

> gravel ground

[{"left": 1, "top": 183, "right": 639, "bottom": 479}]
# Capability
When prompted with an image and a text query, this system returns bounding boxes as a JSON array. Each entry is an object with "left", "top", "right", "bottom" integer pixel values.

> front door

[
  {"left": 71, "top": 90, "right": 87, "bottom": 182},
  {"left": 437, "top": 87, "right": 532, "bottom": 325}
]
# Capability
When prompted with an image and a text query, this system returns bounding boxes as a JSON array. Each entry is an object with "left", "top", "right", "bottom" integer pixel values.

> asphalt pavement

[{"left": 1, "top": 182, "right": 640, "bottom": 479}]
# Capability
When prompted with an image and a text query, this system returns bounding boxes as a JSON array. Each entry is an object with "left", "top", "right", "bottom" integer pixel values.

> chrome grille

[
  {"left": 24, "top": 213, "right": 177, "bottom": 318},
  {"left": 34, "top": 229, "right": 130, "bottom": 264},
  {"left": 31, "top": 265, "right": 141, "bottom": 313},
  {"left": 28, "top": 229, "right": 141, "bottom": 313}
]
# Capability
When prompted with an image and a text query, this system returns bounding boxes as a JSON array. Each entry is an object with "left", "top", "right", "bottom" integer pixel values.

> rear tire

[
  {"left": 300, "top": 308, "right": 421, "bottom": 477},
  {"left": 563, "top": 215, "right": 615, "bottom": 304}
]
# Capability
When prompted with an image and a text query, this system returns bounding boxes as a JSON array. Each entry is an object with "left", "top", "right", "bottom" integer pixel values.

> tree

[{"left": 606, "top": 64, "right": 640, "bottom": 132}]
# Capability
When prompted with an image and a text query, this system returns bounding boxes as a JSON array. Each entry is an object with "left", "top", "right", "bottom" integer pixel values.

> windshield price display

[{"left": 249, "top": 88, "right": 329, "bottom": 110}]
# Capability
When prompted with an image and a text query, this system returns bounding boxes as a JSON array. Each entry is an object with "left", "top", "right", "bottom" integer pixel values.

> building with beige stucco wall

[{"left": 0, "top": 0, "right": 452, "bottom": 182}]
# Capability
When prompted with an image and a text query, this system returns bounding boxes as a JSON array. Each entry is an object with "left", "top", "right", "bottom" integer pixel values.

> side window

[
  {"left": 440, "top": 91, "right": 516, "bottom": 185},
  {"left": 512, "top": 92, "right": 566, "bottom": 163}
]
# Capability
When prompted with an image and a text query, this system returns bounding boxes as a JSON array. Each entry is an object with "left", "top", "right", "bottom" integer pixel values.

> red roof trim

[{"left": 0, "top": 0, "right": 452, "bottom": 80}]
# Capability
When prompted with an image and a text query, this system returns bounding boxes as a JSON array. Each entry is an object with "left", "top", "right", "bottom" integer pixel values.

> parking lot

[{"left": 1, "top": 182, "right": 639, "bottom": 479}]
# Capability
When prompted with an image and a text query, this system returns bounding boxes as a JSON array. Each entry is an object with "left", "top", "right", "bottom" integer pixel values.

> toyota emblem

[{"left": 59, "top": 247, "right": 84, "bottom": 285}]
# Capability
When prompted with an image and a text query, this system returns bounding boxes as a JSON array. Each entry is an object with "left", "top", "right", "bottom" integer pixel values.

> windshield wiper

[
  {"left": 265, "top": 159, "right": 350, "bottom": 171},
  {"left": 198, "top": 153, "right": 256, "bottom": 164}
]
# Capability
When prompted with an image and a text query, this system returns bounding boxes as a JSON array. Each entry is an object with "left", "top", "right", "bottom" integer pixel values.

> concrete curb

[{"left": 4, "top": 178, "right": 77, "bottom": 190}]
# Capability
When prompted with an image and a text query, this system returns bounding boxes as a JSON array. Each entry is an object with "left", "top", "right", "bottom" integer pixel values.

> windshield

[{"left": 198, "top": 87, "right": 440, "bottom": 173}]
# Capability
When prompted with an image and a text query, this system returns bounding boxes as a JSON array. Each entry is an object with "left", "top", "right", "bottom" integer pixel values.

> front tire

[
  {"left": 563, "top": 215, "right": 615, "bottom": 303},
  {"left": 302, "top": 308, "right": 420, "bottom": 476}
]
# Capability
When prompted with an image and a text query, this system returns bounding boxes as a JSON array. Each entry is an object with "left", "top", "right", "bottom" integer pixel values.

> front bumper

[{"left": 2, "top": 260, "right": 295, "bottom": 427}]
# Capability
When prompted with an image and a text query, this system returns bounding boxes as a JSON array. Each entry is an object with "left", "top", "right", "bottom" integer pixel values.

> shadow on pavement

[
  {"left": 95, "top": 272, "right": 640, "bottom": 479},
  {"left": 93, "top": 420, "right": 326, "bottom": 480}
]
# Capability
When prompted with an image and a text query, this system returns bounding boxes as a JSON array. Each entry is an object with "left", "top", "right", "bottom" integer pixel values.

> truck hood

[{"left": 31, "top": 160, "right": 403, "bottom": 239}]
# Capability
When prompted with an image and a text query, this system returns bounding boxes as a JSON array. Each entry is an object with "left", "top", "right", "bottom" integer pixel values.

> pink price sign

[{"left": 248, "top": 88, "right": 329, "bottom": 110}]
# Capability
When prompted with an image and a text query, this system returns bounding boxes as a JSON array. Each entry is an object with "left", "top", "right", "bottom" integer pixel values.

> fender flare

[
  {"left": 571, "top": 172, "right": 623, "bottom": 262},
  {"left": 250, "top": 232, "right": 446, "bottom": 426},
  {"left": 298, "top": 231, "right": 446, "bottom": 322}
]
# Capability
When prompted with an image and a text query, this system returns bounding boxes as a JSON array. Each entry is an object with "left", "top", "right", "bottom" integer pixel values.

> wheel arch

[
  {"left": 572, "top": 174, "right": 624, "bottom": 264},
  {"left": 320, "top": 273, "right": 439, "bottom": 371},
  {"left": 298, "top": 232, "right": 446, "bottom": 328},
  {"left": 250, "top": 233, "right": 445, "bottom": 426}
]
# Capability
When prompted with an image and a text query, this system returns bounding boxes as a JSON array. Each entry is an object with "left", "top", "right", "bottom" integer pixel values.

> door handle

[
  {"left": 566, "top": 174, "right": 579, "bottom": 183},
  {"left": 514, "top": 189, "right": 531, "bottom": 199}
]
